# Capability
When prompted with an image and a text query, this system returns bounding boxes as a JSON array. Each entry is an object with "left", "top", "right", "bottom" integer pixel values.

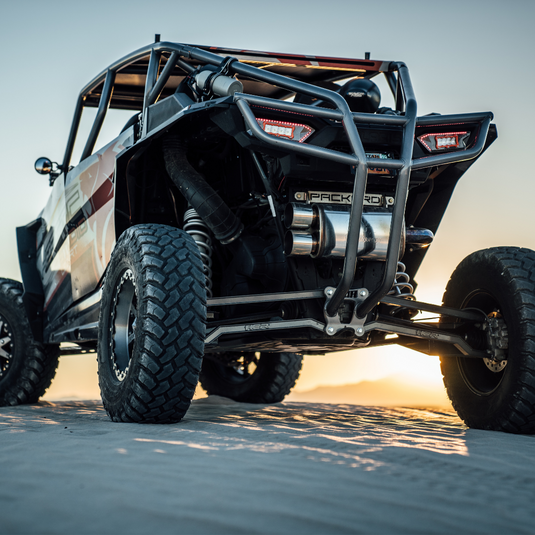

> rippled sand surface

[{"left": 1, "top": 397, "right": 534, "bottom": 534}]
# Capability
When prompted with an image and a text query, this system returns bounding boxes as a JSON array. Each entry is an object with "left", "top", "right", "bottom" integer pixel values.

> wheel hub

[
  {"left": 482, "top": 312, "right": 508, "bottom": 373},
  {"left": 483, "top": 357, "right": 507, "bottom": 373},
  {"left": 212, "top": 351, "right": 259, "bottom": 379},
  {"left": 0, "top": 315, "right": 13, "bottom": 378},
  {"left": 110, "top": 269, "right": 137, "bottom": 381}
]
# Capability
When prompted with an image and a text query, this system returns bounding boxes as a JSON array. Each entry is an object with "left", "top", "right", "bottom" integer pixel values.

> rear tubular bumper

[{"left": 229, "top": 67, "right": 491, "bottom": 317}]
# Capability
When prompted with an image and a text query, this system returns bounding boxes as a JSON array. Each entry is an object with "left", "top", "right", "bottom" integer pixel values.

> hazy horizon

[{"left": 43, "top": 353, "right": 451, "bottom": 408}]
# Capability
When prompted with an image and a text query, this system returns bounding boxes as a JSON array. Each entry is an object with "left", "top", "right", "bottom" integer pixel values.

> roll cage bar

[{"left": 61, "top": 41, "right": 493, "bottom": 320}]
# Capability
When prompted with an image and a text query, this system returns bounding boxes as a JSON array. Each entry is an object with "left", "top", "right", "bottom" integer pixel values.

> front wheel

[
  {"left": 440, "top": 247, "right": 535, "bottom": 433},
  {"left": 199, "top": 352, "right": 303, "bottom": 403},
  {"left": 97, "top": 224, "right": 206, "bottom": 423}
]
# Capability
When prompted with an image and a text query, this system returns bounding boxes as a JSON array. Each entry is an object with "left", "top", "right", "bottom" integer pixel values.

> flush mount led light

[
  {"left": 256, "top": 118, "right": 314, "bottom": 143},
  {"left": 417, "top": 131, "right": 470, "bottom": 152},
  {"left": 265, "top": 123, "right": 294, "bottom": 138}
]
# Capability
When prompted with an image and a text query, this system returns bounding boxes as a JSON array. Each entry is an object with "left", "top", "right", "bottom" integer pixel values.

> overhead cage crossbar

[{"left": 62, "top": 41, "right": 493, "bottom": 321}]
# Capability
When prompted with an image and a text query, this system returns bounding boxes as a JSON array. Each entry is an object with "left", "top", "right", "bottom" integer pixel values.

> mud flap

[{"left": 16, "top": 219, "right": 45, "bottom": 342}]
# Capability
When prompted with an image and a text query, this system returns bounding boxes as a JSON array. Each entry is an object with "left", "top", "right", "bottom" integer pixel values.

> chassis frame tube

[
  {"left": 380, "top": 296, "right": 484, "bottom": 322},
  {"left": 366, "top": 319, "right": 488, "bottom": 358},
  {"left": 203, "top": 312, "right": 487, "bottom": 358},
  {"left": 207, "top": 290, "right": 485, "bottom": 323}
]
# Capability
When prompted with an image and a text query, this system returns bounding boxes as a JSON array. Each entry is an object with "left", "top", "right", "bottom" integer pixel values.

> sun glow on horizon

[{"left": 295, "top": 345, "right": 444, "bottom": 393}]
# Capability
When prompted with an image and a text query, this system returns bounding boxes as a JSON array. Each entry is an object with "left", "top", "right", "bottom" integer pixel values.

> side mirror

[
  {"left": 35, "top": 157, "right": 61, "bottom": 186},
  {"left": 35, "top": 157, "right": 53, "bottom": 175}
]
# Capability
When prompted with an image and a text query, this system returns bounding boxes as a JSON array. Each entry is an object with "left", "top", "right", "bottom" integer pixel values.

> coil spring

[
  {"left": 389, "top": 262, "right": 415, "bottom": 300},
  {"left": 183, "top": 208, "right": 213, "bottom": 298}
]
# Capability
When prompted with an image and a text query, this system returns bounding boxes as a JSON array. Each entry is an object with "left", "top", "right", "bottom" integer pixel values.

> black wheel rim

[
  {"left": 459, "top": 289, "right": 508, "bottom": 395},
  {"left": 0, "top": 313, "right": 13, "bottom": 379},
  {"left": 110, "top": 269, "right": 137, "bottom": 382},
  {"left": 213, "top": 352, "right": 260, "bottom": 384}
]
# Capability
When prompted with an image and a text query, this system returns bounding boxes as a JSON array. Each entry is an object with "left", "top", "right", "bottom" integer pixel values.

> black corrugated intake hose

[{"left": 163, "top": 135, "right": 243, "bottom": 244}]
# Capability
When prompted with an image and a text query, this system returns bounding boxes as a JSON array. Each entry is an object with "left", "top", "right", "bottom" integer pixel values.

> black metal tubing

[
  {"left": 355, "top": 63, "right": 417, "bottom": 317},
  {"left": 147, "top": 51, "right": 179, "bottom": 106},
  {"left": 143, "top": 49, "right": 160, "bottom": 111},
  {"left": 380, "top": 296, "right": 484, "bottom": 322},
  {"left": 234, "top": 94, "right": 490, "bottom": 169},
  {"left": 236, "top": 98, "right": 404, "bottom": 169},
  {"left": 188, "top": 47, "right": 374, "bottom": 319},
  {"left": 235, "top": 61, "right": 419, "bottom": 318},
  {"left": 61, "top": 42, "right": 209, "bottom": 170},
  {"left": 224, "top": 69, "right": 489, "bottom": 317},
  {"left": 412, "top": 114, "right": 492, "bottom": 170},
  {"left": 59, "top": 40, "right": 380, "bottom": 165},
  {"left": 234, "top": 92, "right": 410, "bottom": 126},
  {"left": 369, "top": 317, "right": 488, "bottom": 358},
  {"left": 80, "top": 70, "right": 116, "bottom": 162},
  {"left": 385, "top": 71, "right": 397, "bottom": 99},
  {"left": 207, "top": 289, "right": 325, "bottom": 307},
  {"left": 395, "top": 70, "right": 405, "bottom": 113},
  {"left": 141, "top": 50, "right": 161, "bottom": 138},
  {"left": 176, "top": 58, "right": 195, "bottom": 73},
  {"left": 62, "top": 93, "right": 85, "bottom": 171},
  {"left": 61, "top": 44, "right": 182, "bottom": 169},
  {"left": 62, "top": 44, "right": 162, "bottom": 170},
  {"left": 416, "top": 112, "right": 493, "bottom": 126},
  {"left": 62, "top": 40, "right": 491, "bottom": 168}
]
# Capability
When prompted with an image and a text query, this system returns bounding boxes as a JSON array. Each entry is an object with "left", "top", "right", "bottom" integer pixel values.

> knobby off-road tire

[
  {"left": 441, "top": 247, "right": 535, "bottom": 433},
  {"left": 0, "top": 279, "right": 59, "bottom": 406},
  {"left": 200, "top": 352, "right": 303, "bottom": 403},
  {"left": 97, "top": 224, "right": 206, "bottom": 423}
]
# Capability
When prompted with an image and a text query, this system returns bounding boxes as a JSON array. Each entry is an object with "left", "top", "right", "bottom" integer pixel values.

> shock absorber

[
  {"left": 183, "top": 208, "right": 213, "bottom": 298},
  {"left": 389, "top": 262, "right": 415, "bottom": 300}
]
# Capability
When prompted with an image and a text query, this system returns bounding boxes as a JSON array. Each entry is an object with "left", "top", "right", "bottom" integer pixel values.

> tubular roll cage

[{"left": 61, "top": 42, "right": 492, "bottom": 322}]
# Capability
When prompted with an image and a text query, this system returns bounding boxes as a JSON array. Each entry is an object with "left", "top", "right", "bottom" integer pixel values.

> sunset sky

[{"left": 1, "top": 0, "right": 534, "bottom": 400}]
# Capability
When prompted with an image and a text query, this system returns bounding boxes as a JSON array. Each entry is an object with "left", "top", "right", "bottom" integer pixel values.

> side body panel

[
  {"left": 36, "top": 173, "right": 71, "bottom": 324},
  {"left": 36, "top": 128, "right": 135, "bottom": 341},
  {"left": 66, "top": 128, "right": 135, "bottom": 302},
  {"left": 65, "top": 131, "right": 131, "bottom": 303}
]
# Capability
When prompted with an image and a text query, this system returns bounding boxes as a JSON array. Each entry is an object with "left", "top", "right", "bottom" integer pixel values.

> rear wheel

[
  {"left": 0, "top": 278, "right": 59, "bottom": 405},
  {"left": 440, "top": 247, "right": 535, "bottom": 433},
  {"left": 200, "top": 351, "right": 303, "bottom": 403},
  {"left": 97, "top": 224, "right": 206, "bottom": 423}
]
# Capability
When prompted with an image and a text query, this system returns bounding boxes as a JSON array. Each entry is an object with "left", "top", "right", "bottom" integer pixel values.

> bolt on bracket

[{"left": 323, "top": 287, "right": 368, "bottom": 336}]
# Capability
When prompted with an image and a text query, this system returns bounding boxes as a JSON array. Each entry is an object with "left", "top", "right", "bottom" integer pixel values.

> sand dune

[
  {"left": 287, "top": 375, "right": 451, "bottom": 407},
  {"left": 1, "top": 397, "right": 534, "bottom": 534}
]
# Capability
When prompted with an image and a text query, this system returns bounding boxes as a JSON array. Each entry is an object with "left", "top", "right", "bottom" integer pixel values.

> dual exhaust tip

[{"left": 284, "top": 202, "right": 433, "bottom": 260}]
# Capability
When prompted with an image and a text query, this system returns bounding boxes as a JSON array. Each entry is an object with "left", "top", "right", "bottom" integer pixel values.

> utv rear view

[{"left": 1, "top": 40, "right": 534, "bottom": 433}]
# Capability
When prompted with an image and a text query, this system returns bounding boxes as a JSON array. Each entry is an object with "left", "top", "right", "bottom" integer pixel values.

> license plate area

[{"left": 293, "top": 191, "right": 394, "bottom": 207}]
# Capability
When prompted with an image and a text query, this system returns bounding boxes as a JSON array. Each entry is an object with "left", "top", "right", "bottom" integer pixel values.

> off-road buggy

[{"left": 1, "top": 39, "right": 534, "bottom": 433}]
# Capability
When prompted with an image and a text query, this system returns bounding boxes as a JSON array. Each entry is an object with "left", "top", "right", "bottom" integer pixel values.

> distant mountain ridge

[{"left": 286, "top": 375, "right": 451, "bottom": 408}]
